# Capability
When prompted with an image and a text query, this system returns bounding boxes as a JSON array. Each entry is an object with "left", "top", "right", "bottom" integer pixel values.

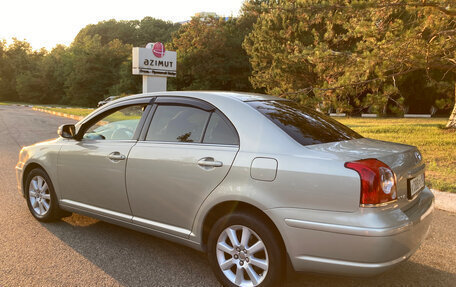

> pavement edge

[{"left": 32, "top": 107, "right": 85, "bottom": 121}]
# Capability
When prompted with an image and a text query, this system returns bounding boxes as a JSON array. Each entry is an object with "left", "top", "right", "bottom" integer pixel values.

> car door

[
  {"left": 58, "top": 99, "right": 151, "bottom": 219},
  {"left": 126, "top": 97, "right": 239, "bottom": 237}
]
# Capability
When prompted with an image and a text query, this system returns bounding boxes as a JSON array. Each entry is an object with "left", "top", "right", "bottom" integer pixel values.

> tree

[
  {"left": 64, "top": 35, "right": 131, "bottom": 106},
  {"left": 136, "top": 17, "right": 181, "bottom": 46},
  {"left": 0, "top": 40, "right": 14, "bottom": 101},
  {"left": 170, "top": 15, "right": 254, "bottom": 91},
  {"left": 0, "top": 39, "right": 45, "bottom": 102},
  {"left": 74, "top": 17, "right": 180, "bottom": 47},
  {"left": 71, "top": 17, "right": 180, "bottom": 102},
  {"left": 243, "top": 1, "right": 319, "bottom": 100},
  {"left": 16, "top": 45, "right": 70, "bottom": 104},
  {"left": 0, "top": 17, "right": 179, "bottom": 106},
  {"left": 244, "top": 0, "right": 456, "bottom": 127},
  {"left": 74, "top": 19, "right": 138, "bottom": 46}
]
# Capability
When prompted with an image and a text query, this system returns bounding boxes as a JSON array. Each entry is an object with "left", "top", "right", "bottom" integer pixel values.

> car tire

[
  {"left": 25, "top": 168, "right": 70, "bottom": 222},
  {"left": 207, "top": 211, "right": 286, "bottom": 287}
]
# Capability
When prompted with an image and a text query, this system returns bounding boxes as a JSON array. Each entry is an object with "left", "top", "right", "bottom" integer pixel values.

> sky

[{"left": 0, "top": 0, "right": 245, "bottom": 51}]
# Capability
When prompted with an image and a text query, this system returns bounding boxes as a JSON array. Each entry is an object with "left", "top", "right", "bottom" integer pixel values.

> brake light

[{"left": 345, "top": 159, "right": 397, "bottom": 206}]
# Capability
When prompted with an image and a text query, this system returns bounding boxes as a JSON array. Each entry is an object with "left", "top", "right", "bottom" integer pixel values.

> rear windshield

[{"left": 247, "top": 100, "right": 362, "bottom": 146}]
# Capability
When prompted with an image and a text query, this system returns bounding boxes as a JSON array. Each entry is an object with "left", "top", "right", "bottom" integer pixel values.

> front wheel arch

[
  {"left": 22, "top": 162, "right": 46, "bottom": 194},
  {"left": 23, "top": 165, "right": 71, "bottom": 221}
]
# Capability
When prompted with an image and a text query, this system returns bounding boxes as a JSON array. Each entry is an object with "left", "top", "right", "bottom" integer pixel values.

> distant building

[
  {"left": 194, "top": 12, "right": 217, "bottom": 18},
  {"left": 177, "top": 20, "right": 190, "bottom": 25}
]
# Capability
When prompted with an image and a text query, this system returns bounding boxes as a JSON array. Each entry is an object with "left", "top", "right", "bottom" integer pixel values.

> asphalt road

[{"left": 0, "top": 105, "right": 455, "bottom": 286}]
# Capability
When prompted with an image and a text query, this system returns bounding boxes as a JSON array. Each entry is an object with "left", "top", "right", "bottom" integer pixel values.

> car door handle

[
  {"left": 108, "top": 152, "right": 126, "bottom": 161},
  {"left": 198, "top": 157, "right": 223, "bottom": 168}
]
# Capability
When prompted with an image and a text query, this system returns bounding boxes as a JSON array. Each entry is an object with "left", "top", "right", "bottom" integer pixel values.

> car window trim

[
  {"left": 132, "top": 97, "right": 156, "bottom": 140},
  {"left": 135, "top": 140, "right": 240, "bottom": 147},
  {"left": 200, "top": 112, "right": 214, "bottom": 144},
  {"left": 139, "top": 104, "right": 157, "bottom": 141},
  {"left": 131, "top": 104, "right": 153, "bottom": 140},
  {"left": 79, "top": 139, "right": 139, "bottom": 144},
  {"left": 154, "top": 96, "right": 215, "bottom": 111}
]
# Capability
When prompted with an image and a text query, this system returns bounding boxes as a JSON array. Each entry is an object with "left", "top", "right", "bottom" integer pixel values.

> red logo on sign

[{"left": 152, "top": 42, "right": 165, "bottom": 58}]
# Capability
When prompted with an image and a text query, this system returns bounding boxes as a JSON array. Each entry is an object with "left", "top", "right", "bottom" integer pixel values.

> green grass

[
  {"left": 36, "top": 107, "right": 95, "bottom": 117},
  {"left": 337, "top": 118, "right": 456, "bottom": 193},
  {"left": 36, "top": 107, "right": 141, "bottom": 122}
]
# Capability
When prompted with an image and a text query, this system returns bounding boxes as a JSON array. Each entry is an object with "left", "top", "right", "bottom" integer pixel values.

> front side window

[
  {"left": 146, "top": 105, "right": 210, "bottom": 143},
  {"left": 248, "top": 100, "right": 362, "bottom": 146},
  {"left": 83, "top": 104, "right": 146, "bottom": 140}
]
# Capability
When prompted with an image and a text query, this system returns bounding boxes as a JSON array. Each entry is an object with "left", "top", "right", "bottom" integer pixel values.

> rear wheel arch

[{"left": 201, "top": 201, "right": 286, "bottom": 254}]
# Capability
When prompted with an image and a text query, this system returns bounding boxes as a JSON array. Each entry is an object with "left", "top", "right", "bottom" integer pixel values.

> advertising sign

[{"left": 132, "top": 42, "right": 177, "bottom": 77}]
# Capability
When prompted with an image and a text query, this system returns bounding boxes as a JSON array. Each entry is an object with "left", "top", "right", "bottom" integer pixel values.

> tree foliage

[
  {"left": 0, "top": 17, "right": 178, "bottom": 106},
  {"left": 1, "top": 5, "right": 455, "bottom": 127},
  {"left": 170, "top": 16, "right": 254, "bottom": 91},
  {"left": 244, "top": 0, "right": 456, "bottom": 120},
  {"left": 16, "top": 45, "right": 69, "bottom": 104},
  {"left": 74, "top": 17, "right": 180, "bottom": 47},
  {"left": 64, "top": 36, "right": 132, "bottom": 106},
  {"left": 0, "top": 39, "right": 45, "bottom": 102}
]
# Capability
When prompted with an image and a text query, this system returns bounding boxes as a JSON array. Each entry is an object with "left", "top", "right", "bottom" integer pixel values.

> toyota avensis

[{"left": 16, "top": 91, "right": 434, "bottom": 287}]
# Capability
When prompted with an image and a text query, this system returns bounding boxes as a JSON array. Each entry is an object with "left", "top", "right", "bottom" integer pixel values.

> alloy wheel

[
  {"left": 216, "top": 225, "right": 269, "bottom": 287},
  {"left": 28, "top": 175, "right": 51, "bottom": 216}
]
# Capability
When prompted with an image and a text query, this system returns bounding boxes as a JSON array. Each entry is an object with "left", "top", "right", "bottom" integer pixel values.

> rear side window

[
  {"left": 146, "top": 105, "right": 210, "bottom": 143},
  {"left": 203, "top": 112, "right": 239, "bottom": 145},
  {"left": 247, "top": 100, "right": 362, "bottom": 146}
]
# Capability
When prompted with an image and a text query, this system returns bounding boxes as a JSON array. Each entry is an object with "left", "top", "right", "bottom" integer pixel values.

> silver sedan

[{"left": 16, "top": 91, "right": 434, "bottom": 287}]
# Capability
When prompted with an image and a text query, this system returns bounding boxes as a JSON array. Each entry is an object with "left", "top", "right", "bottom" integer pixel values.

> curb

[
  {"left": 32, "top": 107, "right": 85, "bottom": 121},
  {"left": 432, "top": 189, "right": 456, "bottom": 213}
]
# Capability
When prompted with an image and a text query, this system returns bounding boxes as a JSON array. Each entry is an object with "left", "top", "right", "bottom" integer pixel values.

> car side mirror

[{"left": 58, "top": 124, "right": 76, "bottom": 139}]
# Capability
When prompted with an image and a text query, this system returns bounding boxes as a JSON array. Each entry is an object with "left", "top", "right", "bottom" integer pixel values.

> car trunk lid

[{"left": 307, "top": 138, "right": 425, "bottom": 209}]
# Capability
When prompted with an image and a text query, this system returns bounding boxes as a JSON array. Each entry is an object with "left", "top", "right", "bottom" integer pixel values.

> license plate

[{"left": 409, "top": 173, "right": 425, "bottom": 198}]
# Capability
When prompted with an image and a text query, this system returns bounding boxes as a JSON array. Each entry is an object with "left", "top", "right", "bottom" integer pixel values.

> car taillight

[{"left": 344, "top": 159, "right": 397, "bottom": 206}]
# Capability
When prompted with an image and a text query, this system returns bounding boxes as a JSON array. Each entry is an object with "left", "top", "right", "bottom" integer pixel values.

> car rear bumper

[{"left": 266, "top": 187, "right": 434, "bottom": 276}]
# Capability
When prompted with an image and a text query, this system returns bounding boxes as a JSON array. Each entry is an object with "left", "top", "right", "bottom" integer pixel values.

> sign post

[{"left": 132, "top": 42, "right": 177, "bottom": 93}]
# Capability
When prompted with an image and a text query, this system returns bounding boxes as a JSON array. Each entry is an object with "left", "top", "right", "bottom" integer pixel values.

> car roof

[{"left": 120, "top": 91, "right": 284, "bottom": 103}]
